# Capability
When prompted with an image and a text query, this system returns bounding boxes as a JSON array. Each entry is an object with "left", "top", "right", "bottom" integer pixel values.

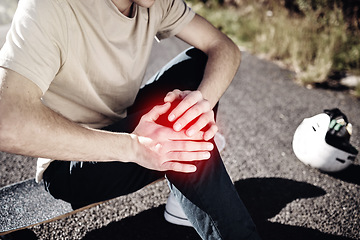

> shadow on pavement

[
  {"left": 325, "top": 165, "right": 360, "bottom": 185},
  {"left": 81, "top": 177, "right": 355, "bottom": 240},
  {"left": 1, "top": 229, "right": 38, "bottom": 240},
  {"left": 235, "top": 178, "right": 354, "bottom": 240},
  {"left": 82, "top": 206, "right": 201, "bottom": 240}
]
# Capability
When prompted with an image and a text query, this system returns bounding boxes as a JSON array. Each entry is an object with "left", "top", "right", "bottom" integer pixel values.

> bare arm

[
  {"left": 165, "top": 14, "right": 241, "bottom": 140},
  {"left": 0, "top": 68, "right": 134, "bottom": 162},
  {"left": 0, "top": 68, "right": 211, "bottom": 172},
  {"left": 176, "top": 14, "right": 241, "bottom": 108}
]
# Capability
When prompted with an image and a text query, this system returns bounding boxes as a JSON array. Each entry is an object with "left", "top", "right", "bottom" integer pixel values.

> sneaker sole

[{"left": 164, "top": 209, "right": 193, "bottom": 227}]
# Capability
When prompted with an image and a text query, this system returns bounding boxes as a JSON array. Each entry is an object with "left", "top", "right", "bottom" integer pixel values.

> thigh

[
  {"left": 69, "top": 161, "right": 164, "bottom": 207},
  {"left": 44, "top": 160, "right": 164, "bottom": 208}
]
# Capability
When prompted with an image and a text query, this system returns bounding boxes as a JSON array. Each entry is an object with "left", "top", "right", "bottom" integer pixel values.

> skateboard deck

[{"left": 0, "top": 178, "right": 101, "bottom": 235}]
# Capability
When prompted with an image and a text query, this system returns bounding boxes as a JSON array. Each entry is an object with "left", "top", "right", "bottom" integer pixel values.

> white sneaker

[{"left": 164, "top": 192, "right": 193, "bottom": 227}]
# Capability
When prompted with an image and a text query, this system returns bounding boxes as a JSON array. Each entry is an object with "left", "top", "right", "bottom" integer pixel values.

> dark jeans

[{"left": 43, "top": 48, "right": 261, "bottom": 240}]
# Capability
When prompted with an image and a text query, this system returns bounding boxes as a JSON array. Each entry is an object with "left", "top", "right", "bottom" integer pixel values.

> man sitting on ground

[{"left": 0, "top": 0, "right": 261, "bottom": 239}]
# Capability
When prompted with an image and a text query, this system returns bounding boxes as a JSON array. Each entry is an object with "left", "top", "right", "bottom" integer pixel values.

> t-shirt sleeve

[
  {"left": 0, "top": 0, "right": 66, "bottom": 93},
  {"left": 156, "top": 0, "right": 195, "bottom": 40}
]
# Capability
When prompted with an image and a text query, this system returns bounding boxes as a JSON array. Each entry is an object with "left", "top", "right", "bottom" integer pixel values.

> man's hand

[
  {"left": 132, "top": 102, "right": 214, "bottom": 173},
  {"left": 164, "top": 90, "right": 218, "bottom": 141}
]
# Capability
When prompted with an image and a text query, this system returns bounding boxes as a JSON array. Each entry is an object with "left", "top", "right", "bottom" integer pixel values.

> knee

[
  {"left": 185, "top": 48, "right": 208, "bottom": 64},
  {"left": 43, "top": 161, "right": 73, "bottom": 203},
  {"left": 166, "top": 47, "right": 208, "bottom": 90}
]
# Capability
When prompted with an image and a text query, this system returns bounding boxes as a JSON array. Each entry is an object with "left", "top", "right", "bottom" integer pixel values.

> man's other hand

[{"left": 164, "top": 90, "right": 218, "bottom": 141}]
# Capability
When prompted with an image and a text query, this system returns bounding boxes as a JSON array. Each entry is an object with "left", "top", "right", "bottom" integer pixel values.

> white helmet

[{"left": 293, "top": 108, "right": 358, "bottom": 172}]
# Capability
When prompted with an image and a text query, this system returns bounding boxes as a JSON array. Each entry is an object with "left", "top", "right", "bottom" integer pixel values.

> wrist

[
  {"left": 102, "top": 132, "right": 141, "bottom": 163},
  {"left": 126, "top": 133, "right": 150, "bottom": 164},
  {"left": 197, "top": 87, "right": 218, "bottom": 109},
  {"left": 118, "top": 133, "right": 138, "bottom": 163}
]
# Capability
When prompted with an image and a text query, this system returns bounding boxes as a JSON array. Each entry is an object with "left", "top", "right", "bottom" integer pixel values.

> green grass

[{"left": 189, "top": 0, "right": 360, "bottom": 97}]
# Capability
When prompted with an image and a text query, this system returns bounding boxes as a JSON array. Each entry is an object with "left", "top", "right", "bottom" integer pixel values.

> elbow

[
  {"left": 217, "top": 36, "right": 242, "bottom": 70},
  {"left": 229, "top": 40, "right": 241, "bottom": 69},
  {"left": 0, "top": 122, "right": 9, "bottom": 152},
  {"left": 234, "top": 45, "right": 241, "bottom": 69},
  {"left": 0, "top": 117, "right": 11, "bottom": 151}
]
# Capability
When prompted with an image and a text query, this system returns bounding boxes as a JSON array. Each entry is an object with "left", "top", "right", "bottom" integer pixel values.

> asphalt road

[{"left": 1, "top": 35, "right": 359, "bottom": 239}]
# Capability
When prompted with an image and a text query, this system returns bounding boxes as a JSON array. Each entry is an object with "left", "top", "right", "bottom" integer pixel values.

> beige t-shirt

[
  {"left": 0, "top": 0, "right": 195, "bottom": 181},
  {"left": 0, "top": 0, "right": 195, "bottom": 129}
]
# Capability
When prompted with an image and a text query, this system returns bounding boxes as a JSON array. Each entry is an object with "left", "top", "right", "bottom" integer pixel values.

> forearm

[
  {"left": 175, "top": 14, "right": 241, "bottom": 109},
  {"left": 0, "top": 69, "right": 136, "bottom": 163},
  {"left": 198, "top": 38, "right": 241, "bottom": 108},
  {"left": 165, "top": 20, "right": 241, "bottom": 140},
  {"left": 1, "top": 106, "right": 134, "bottom": 162}
]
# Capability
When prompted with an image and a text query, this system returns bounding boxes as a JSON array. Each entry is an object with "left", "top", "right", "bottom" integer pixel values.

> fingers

[
  {"left": 167, "top": 129, "right": 205, "bottom": 141},
  {"left": 134, "top": 100, "right": 217, "bottom": 174},
  {"left": 161, "top": 161, "right": 197, "bottom": 173},
  {"left": 178, "top": 107, "right": 213, "bottom": 133},
  {"left": 203, "top": 123, "right": 218, "bottom": 141},
  {"left": 171, "top": 100, "right": 218, "bottom": 140},
  {"left": 159, "top": 149, "right": 211, "bottom": 173},
  {"left": 165, "top": 90, "right": 217, "bottom": 137},
  {"left": 165, "top": 140, "right": 214, "bottom": 152},
  {"left": 164, "top": 89, "right": 190, "bottom": 104},
  {"left": 167, "top": 90, "right": 203, "bottom": 123},
  {"left": 142, "top": 102, "right": 171, "bottom": 122},
  {"left": 155, "top": 138, "right": 214, "bottom": 173}
]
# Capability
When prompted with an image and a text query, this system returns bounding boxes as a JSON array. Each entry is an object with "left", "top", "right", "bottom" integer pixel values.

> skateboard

[{"left": 0, "top": 178, "right": 104, "bottom": 236}]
